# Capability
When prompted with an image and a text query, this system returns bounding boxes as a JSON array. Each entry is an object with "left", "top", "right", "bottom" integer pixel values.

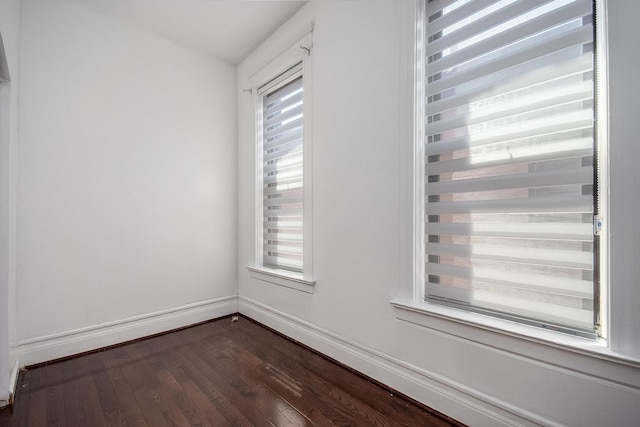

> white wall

[
  {"left": 237, "top": 1, "right": 640, "bottom": 426},
  {"left": 15, "top": 0, "right": 238, "bottom": 364},
  {"left": 0, "top": 0, "right": 20, "bottom": 406}
]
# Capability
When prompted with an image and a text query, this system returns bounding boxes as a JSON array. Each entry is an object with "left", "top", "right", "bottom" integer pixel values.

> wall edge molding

[
  {"left": 16, "top": 295, "right": 238, "bottom": 367},
  {"left": 238, "top": 295, "right": 562, "bottom": 427},
  {"left": 0, "top": 360, "right": 20, "bottom": 408}
]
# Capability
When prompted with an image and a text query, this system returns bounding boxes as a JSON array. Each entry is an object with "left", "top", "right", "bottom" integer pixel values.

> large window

[{"left": 422, "top": 0, "right": 599, "bottom": 337}]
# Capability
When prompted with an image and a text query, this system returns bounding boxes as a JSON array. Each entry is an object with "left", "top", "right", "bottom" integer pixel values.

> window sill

[
  {"left": 390, "top": 299, "right": 640, "bottom": 373},
  {"left": 248, "top": 267, "right": 315, "bottom": 294}
]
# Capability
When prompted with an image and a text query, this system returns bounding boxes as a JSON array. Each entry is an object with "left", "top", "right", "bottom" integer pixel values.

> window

[
  {"left": 421, "top": 0, "right": 600, "bottom": 337},
  {"left": 260, "top": 65, "right": 305, "bottom": 273},
  {"left": 247, "top": 34, "right": 314, "bottom": 292}
]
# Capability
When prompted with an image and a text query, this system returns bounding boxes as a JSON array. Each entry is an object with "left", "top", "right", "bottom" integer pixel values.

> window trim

[
  {"left": 389, "top": 298, "right": 640, "bottom": 369},
  {"left": 247, "top": 266, "right": 315, "bottom": 294},
  {"left": 247, "top": 34, "right": 315, "bottom": 292},
  {"left": 392, "top": 0, "right": 620, "bottom": 360}
]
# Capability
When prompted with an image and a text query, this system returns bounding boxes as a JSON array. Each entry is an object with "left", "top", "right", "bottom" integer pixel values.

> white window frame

[
  {"left": 390, "top": 0, "right": 638, "bottom": 368},
  {"left": 247, "top": 34, "right": 315, "bottom": 293}
]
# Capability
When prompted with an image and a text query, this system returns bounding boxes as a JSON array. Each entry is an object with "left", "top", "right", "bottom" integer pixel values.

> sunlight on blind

[
  {"left": 263, "top": 76, "right": 304, "bottom": 273},
  {"left": 424, "top": 0, "right": 596, "bottom": 334}
]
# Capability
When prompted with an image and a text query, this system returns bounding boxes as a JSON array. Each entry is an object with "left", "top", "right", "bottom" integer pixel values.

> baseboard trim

[
  {"left": 238, "top": 295, "right": 557, "bottom": 427},
  {"left": 0, "top": 359, "right": 19, "bottom": 409},
  {"left": 9, "top": 358, "right": 18, "bottom": 403},
  {"left": 17, "top": 295, "right": 238, "bottom": 367}
]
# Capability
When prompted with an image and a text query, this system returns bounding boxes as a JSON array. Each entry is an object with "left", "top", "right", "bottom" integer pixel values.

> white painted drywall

[
  {"left": 16, "top": 0, "right": 237, "bottom": 350},
  {"left": 0, "top": 0, "right": 21, "bottom": 405},
  {"left": 237, "top": 1, "right": 640, "bottom": 425}
]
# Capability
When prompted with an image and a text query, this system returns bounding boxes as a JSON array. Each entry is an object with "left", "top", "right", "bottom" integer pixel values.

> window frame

[
  {"left": 247, "top": 34, "right": 315, "bottom": 293},
  {"left": 391, "top": 0, "right": 624, "bottom": 363}
]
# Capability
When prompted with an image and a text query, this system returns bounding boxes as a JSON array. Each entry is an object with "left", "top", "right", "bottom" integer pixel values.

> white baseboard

[
  {"left": 9, "top": 358, "right": 18, "bottom": 403},
  {"left": 16, "top": 295, "right": 238, "bottom": 367},
  {"left": 0, "top": 358, "right": 22, "bottom": 408},
  {"left": 238, "top": 295, "right": 556, "bottom": 427}
]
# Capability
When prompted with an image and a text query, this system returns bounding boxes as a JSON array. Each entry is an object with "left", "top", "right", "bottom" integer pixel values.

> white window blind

[
  {"left": 424, "top": 0, "right": 596, "bottom": 335},
  {"left": 261, "top": 68, "right": 304, "bottom": 273}
]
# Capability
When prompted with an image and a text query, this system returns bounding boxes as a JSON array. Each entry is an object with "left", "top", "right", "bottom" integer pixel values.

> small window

[{"left": 421, "top": 0, "right": 600, "bottom": 337}]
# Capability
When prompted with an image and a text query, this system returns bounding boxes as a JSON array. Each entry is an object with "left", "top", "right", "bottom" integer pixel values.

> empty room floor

[{"left": 0, "top": 316, "right": 462, "bottom": 426}]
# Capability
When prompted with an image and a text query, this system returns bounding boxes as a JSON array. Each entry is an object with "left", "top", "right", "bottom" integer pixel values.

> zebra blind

[
  {"left": 424, "top": 0, "right": 596, "bottom": 335},
  {"left": 262, "top": 72, "right": 304, "bottom": 273}
]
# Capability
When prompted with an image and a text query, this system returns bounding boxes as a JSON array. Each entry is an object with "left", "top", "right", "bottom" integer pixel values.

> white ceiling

[{"left": 69, "top": 0, "right": 307, "bottom": 65}]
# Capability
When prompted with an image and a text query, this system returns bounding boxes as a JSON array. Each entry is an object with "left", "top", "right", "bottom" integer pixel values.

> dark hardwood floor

[{"left": 0, "top": 316, "right": 462, "bottom": 426}]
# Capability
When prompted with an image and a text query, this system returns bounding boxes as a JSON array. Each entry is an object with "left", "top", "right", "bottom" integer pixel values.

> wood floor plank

[
  {"left": 187, "top": 323, "right": 315, "bottom": 425},
  {"left": 132, "top": 386, "right": 170, "bottom": 427},
  {"left": 184, "top": 325, "right": 314, "bottom": 427},
  {"left": 59, "top": 358, "right": 87, "bottom": 427},
  {"left": 145, "top": 336, "right": 233, "bottom": 426},
  {"left": 218, "top": 338, "right": 323, "bottom": 426},
  {"left": 220, "top": 321, "right": 397, "bottom": 427},
  {"left": 73, "top": 356, "right": 109, "bottom": 427},
  {"left": 89, "top": 351, "right": 129, "bottom": 426},
  {"left": 1, "top": 316, "right": 463, "bottom": 427},
  {"left": 178, "top": 333, "right": 273, "bottom": 427},
  {"left": 120, "top": 340, "right": 191, "bottom": 426},
  {"left": 147, "top": 383, "right": 196, "bottom": 426},
  {"left": 180, "top": 380, "right": 232, "bottom": 427},
  {"left": 188, "top": 325, "right": 355, "bottom": 425},
  {"left": 170, "top": 344, "right": 255, "bottom": 426},
  {"left": 103, "top": 348, "right": 149, "bottom": 427},
  {"left": 26, "top": 364, "right": 47, "bottom": 427},
  {"left": 238, "top": 318, "right": 456, "bottom": 427},
  {"left": 45, "top": 362, "right": 70, "bottom": 427},
  {"left": 123, "top": 341, "right": 163, "bottom": 392},
  {"left": 156, "top": 367, "right": 208, "bottom": 426}
]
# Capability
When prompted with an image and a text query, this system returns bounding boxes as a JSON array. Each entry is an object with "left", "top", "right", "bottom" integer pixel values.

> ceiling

[{"left": 69, "top": 0, "right": 307, "bottom": 65}]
